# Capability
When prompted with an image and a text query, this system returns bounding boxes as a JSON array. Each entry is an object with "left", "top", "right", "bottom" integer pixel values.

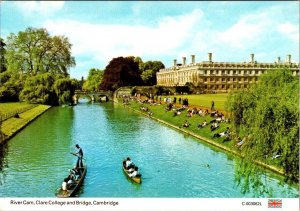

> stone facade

[{"left": 156, "top": 53, "right": 299, "bottom": 92}]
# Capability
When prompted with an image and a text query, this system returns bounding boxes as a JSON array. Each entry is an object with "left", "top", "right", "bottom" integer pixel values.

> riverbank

[
  {"left": 117, "top": 98, "right": 285, "bottom": 176},
  {"left": 0, "top": 104, "right": 51, "bottom": 144}
]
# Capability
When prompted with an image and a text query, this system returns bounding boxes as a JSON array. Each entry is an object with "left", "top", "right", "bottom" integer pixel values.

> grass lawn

[
  {"left": 161, "top": 93, "right": 229, "bottom": 111},
  {"left": 0, "top": 102, "right": 37, "bottom": 120},
  {"left": 1, "top": 104, "right": 51, "bottom": 139}
]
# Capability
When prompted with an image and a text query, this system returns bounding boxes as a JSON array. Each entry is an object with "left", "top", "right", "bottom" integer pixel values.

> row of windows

[
  {"left": 204, "top": 70, "right": 262, "bottom": 75},
  {"left": 204, "top": 84, "right": 249, "bottom": 89},
  {"left": 204, "top": 77, "right": 258, "bottom": 82}
]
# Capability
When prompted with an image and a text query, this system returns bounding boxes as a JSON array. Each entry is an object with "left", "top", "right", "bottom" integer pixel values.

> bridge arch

[{"left": 74, "top": 90, "right": 113, "bottom": 103}]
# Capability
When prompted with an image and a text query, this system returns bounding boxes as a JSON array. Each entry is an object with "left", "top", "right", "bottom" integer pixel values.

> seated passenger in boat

[
  {"left": 70, "top": 166, "right": 81, "bottom": 180},
  {"left": 62, "top": 178, "right": 68, "bottom": 191},
  {"left": 127, "top": 165, "right": 138, "bottom": 173},
  {"left": 125, "top": 157, "right": 134, "bottom": 169},
  {"left": 128, "top": 166, "right": 139, "bottom": 178}
]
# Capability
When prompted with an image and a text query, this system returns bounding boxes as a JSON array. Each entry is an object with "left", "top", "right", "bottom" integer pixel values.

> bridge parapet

[{"left": 74, "top": 90, "right": 113, "bottom": 102}]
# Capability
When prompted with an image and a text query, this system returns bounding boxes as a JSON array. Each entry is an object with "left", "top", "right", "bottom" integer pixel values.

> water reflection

[{"left": 0, "top": 143, "right": 8, "bottom": 185}]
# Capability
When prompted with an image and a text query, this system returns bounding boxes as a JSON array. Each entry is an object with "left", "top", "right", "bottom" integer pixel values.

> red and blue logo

[{"left": 268, "top": 199, "right": 282, "bottom": 208}]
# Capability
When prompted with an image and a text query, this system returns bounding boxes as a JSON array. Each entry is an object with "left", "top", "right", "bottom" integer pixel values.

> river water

[{"left": 0, "top": 100, "right": 298, "bottom": 197}]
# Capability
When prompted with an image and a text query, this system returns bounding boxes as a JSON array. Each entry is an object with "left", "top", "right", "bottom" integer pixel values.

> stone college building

[{"left": 156, "top": 53, "right": 299, "bottom": 93}]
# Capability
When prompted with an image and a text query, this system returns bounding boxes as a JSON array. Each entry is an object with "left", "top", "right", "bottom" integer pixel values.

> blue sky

[{"left": 1, "top": 1, "right": 299, "bottom": 79}]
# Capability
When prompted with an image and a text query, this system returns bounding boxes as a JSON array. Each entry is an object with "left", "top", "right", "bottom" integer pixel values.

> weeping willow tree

[{"left": 226, "top": 68, "right": 299, "bottom": 196}]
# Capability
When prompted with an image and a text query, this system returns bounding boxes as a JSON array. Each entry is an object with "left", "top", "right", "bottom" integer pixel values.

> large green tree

[
  {"left": 53, "top": 78, "right": 77, "bottom": 105},
  {"left": 82, "top": 68, "right": 103, "bottom": 91},
  {"left": 100, "top": 57, "right": 144, "bottom": 91},
  {"left": 6, "top": 27, "right": 75, "bottom": 75},
  {"left": 226, "top": 68, "right": 299, "bottom": 195},
  {"left": 140, "top": 60, "right": 165, "bottom": 85},
  {"left": 1, "top": 27, "right": 76, "bottom": 104},
  {"left": 19, "top": 73, "right": 57, "bottom": 105}
]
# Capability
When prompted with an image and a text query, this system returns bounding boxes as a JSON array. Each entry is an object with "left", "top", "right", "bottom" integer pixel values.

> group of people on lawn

[{"left": 127, "top": 95, "right": 245, "bottom": 148}]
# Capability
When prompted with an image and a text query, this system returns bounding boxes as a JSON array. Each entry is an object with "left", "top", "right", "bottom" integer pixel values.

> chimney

[
  {"left": 277, "top": 57, "right": 281, "bottom": 63},
  {"left": 173, "top": 59, "right": 177, "bottom": 67},
  {"left": 182, "top": 57, "right": 186, "bottom": 66},
  {"left": 250, "top": 53, "right": 254, "bottom": 63},
  {"left": 191, "top": 55, "right": 195, "bottom": 64},
  {"left": 208, "top": 53, "right": 212, "bottom": 62},
  {"left": 286, "top": 54, "right": 291, "bottom": 63}
]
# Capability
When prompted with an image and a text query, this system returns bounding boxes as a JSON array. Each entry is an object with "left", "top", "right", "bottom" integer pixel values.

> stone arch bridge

[{"left": 73, "top": 90, "right": 114, "bottom": 103}]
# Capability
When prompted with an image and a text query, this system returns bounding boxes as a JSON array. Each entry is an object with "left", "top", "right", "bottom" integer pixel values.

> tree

[
  {"left": 134, "top": 56, "right": 144, "bottom": 73},
  {"left": 100, "top": 57, "right": 144, "bottom": 91},
  {"left": 19, "top": 73, "right": 57, "bottom": 105},
  {"left": 0, "top": 72, "right": 25, "bottom": 102},
  {"left": 0, "top": 38, "right": 6, "bottom": 73},
  {"left": 226, "top": 68, "right": 299, "bottom": 195},
  {"left": 53, "top": 78, "right": 77, "bottom": 105},
  {"left": 6, "top": 27, "right": 75, "bottom": 75},
  {"left": 140, "top": 61, "right": 165, "bottom": 85},
  {"left": 82, "top": 68, "right": 103, "bottom": 91},
  {"left": 1, "top": 27, "right": 76, "bottom": 104}
]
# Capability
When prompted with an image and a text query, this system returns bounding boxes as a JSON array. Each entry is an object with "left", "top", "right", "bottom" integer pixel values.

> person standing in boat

[{"left": 73, "top": 144, "right": 83, "bottom": 169}]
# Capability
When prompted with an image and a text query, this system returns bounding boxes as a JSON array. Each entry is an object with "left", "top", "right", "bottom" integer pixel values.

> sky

[{"left": 1, "top": 1, "right": 299, "bottom": 79}]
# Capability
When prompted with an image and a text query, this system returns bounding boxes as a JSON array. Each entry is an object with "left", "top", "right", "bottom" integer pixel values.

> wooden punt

[
  {"left": 56, "top": 165, "right": 87, "bottom": 197},
  {"left": 122, "top": 162, "right": 141, "bottom": 184}
]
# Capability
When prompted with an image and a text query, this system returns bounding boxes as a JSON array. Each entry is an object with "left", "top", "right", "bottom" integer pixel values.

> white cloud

[
  {"left": 216, "top": 12, "right": 271, "bottom": 49},
  {"left": 44, "top": 9, "right": 203, "bottom": 64},
  {"left": 277, "top": 22, "right": 299, "bottom": 42},
  {"left": 14, "top": 1, "right": 64, "bottom": 16}
]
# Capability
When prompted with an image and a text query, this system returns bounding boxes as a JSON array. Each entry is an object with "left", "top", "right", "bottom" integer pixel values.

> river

[{"left": 0, "top": 100, "right": 298, "bottom": 197}]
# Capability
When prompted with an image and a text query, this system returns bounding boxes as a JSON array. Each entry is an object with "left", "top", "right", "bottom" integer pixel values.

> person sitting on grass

[
  {"left": 186, "top": 112, "right": 192, "bottom": 117},
  {"left": 210, "top": 122, "right": 219, "bottom": 131},
  {"left": 198, "top": 120, "right": 207, "bottom": 129},
  {"left": 235, "top": 136, "right": 245, "bottom": 148},
  {"left": 182, "top": 120, "right": 190, "bottom": 128},
  {"left": 213, "top": 127, "right": 230, "bottom": 137}
]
